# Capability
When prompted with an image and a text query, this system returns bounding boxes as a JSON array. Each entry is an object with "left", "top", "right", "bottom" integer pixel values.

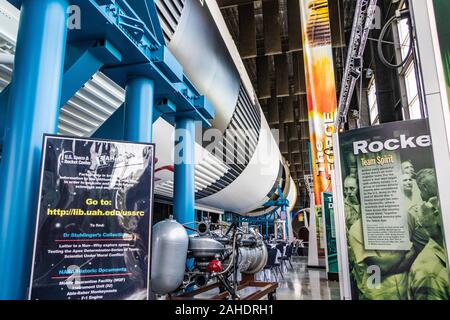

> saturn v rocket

[{"left": 152, "top": 0, "right": 298, "bottom": 216}]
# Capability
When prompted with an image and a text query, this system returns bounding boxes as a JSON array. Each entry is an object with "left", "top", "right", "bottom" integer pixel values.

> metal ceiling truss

[{"left": 335, "top": 0, "right": 378, "bottom": 128}]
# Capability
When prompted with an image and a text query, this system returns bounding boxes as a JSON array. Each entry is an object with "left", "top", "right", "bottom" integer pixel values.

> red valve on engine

[{"left": 206, "top": 260, "right": 223, "bottom": 273}]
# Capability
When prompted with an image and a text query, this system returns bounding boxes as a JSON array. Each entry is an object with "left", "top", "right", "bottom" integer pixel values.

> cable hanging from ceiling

[{"left": 377, "top": 6, "right": 413, "bottom": 69}]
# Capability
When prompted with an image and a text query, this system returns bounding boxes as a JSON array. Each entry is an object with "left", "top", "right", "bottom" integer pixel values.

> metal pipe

[
  {"left": 0, "top": 0, "right": 69, "bottom": 299},
  {"left": 123, "top": 77, "right": 155, "bottom": 143},
  {"left": 173, "top": 117, "right": 196, "bottom": 229}
]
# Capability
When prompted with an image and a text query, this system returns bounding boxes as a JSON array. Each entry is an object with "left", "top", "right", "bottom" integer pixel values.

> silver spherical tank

[
  {"left": 188, "top": 235, "right": 226, "bottom": 259},
  {"left": 151, "top": 217, "right": 189, "bottom": 295}
]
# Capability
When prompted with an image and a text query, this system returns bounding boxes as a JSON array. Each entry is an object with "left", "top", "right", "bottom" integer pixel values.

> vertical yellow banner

[{"left": 300, "top": 0, "right": 337, "bottom": 204}]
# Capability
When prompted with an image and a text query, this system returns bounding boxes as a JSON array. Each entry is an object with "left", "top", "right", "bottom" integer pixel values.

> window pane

[
  {"left": 405, "top": 64, "right": 418, "bottom": 104},
  {"left": 398, "top": 18, "right": 409, "bottom": 43},
  {"left": 398, "top": 18, "right": 411, "bottom": 61},
  {"left": 409, "top": 97, "right": 422, "bottom": 120},
  {"left": 367, "top": 78, "right": 378, "bottom": 125}
]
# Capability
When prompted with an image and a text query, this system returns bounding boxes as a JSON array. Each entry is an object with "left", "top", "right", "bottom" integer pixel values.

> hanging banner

[
  {"left": 322, "top": 192, "right": 338, "bottom": 277},
  {"left": 337, "top": 119, "right": 449, "bottom": 300},
  {"left": 29, "top": 135, "right": 155, "bottom": 300},
  {"left": 300, "top": 0, "right": 338, "bottom": 255}
]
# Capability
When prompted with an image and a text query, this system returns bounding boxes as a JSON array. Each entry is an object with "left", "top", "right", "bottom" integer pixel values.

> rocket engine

[{"left": 151, "top": 217, "right": 268, "bottom": 298}]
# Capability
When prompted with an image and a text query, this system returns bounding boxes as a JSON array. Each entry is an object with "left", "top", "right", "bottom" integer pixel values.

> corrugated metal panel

[
  {"left": 155, "top": 0, "right": 185, "bottom": 44},
  {"left": 58, "top": 73, "right": 125, "bottom": 137},
  {"left": 196, "top": 85, "right": 262, "bottom": 199}
]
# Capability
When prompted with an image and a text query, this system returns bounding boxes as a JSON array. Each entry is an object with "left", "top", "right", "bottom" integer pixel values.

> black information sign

[{"left": 29, "top": 135, "right": 155, "bottom": 300}]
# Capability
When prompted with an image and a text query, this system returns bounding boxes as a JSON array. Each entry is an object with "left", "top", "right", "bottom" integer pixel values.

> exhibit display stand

[{"left": 333, "top": 120, "right": 450, "bottom": 300}]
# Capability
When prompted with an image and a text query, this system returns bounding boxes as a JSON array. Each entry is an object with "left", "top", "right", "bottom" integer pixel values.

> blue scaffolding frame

[{"left": 0, "top": 0, "right": 214, "bottom": 299}]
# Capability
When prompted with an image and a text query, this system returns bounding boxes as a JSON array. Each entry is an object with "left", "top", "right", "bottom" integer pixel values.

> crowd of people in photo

[{"left": 343, "top": 156, "right": 449, "bottom": 300}]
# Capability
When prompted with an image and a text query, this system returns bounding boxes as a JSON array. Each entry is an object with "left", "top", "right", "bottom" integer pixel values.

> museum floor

[{"left": 259, "top": 256, "right": 341, "bottom": 300}]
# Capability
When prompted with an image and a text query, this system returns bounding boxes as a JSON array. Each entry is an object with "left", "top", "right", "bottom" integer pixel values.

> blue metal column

[
  {"left": 123, "top": 77, "right": 155, "bottom": 143},
  {"left": 173, "top": 117, "right": 196, "bottom": 227},
  {"left": 0, "top": 0, "right": 69, "bottom": 299}
]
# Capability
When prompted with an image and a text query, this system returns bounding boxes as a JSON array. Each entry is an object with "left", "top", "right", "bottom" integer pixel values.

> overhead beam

[
  {"left": 287, "top": 0, "right": 302, "bottom": 51},
  {"left": 275, "top": 54, "right": 289, "bottom": 97},
  {"left": 263, "top": 0, "right": 282, "bottom": 55},
  {"left": 256, "top": 55, "right": 271, "bottom": 99},
  {"left": 282, "top": 96, "right": 295, "bottom": 123},
  {"left": 292, "top": 51, "right": 306, "bottom": 95},
  {"left": 329, "top": 0, "right": 345, "bottom": 48},
  {"left": 238, "top": 3, "right": 257, "bottom": 59}
]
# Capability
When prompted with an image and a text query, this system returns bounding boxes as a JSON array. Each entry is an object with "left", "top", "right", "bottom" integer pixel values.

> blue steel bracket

[
  {"left": 7, "top": 0, "right": 163, "bottom": 52},
  {"left": 155, "top": 98, "right": 213, "bottom": 127},
  {"left": 60, "top": 0, "right": 214, "bottom": 127},
  {"left": 140, "top": 0, "right": 165, "bottom": 45},
  {"left": 98, "top": 1, "right": 165, "bottom": 45},
  {"left": 103, "top": 59, "right": 214, "bottom": 127},
  {"left": 151, "top": 46, "right": 183, "bottom": 83},
  {"left": 6, "top": 0, "right": 215, "bottom": 127},
  {"left": 118, "top": 13, "right": 145, "bottom": 43},
  {"left": 102, "top": 0, "right": 161, "bottom": 50},
  {"left": 263, "top": 186, "right": 290, "bottom": 208},
  {"left": 61, "top": 40, "right": 122, "bottom": 106},
  {"left": 103, "top": 0, "right": 165, "bottom": 45},
  {"left": 89, "top": 40, "right": 122, "bottom": 65}
]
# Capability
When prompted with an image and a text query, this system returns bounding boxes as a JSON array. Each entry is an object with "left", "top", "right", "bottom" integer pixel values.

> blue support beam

[
  {"left": 123, "top": 77, "right": 155, "bottom": 143},
  {"left": 173, "top": 117, "right": 196, "bottom": 228},
  {"left": 103, "top": 52, "right": 214, "bottom": 128},
  {"left": 307, "top": 142, "right": 313, "bottom": 174},
  {"left": 263, "top": 186, "right": 289, "bottom": 209},
  {"left": 61, "top": 40, "right": 122, "bottom": 106},
  {"left": 0, "top": 0, "right": 215, "bottom": 300},
  {"left": 0, "top": 40, "right": 121, "bottom": 141},
  {"left": 7, "top": 0, "right": 214, "bottom": 127},
  {"left": 0, "top": 0, "right": 69, "bottom": 300},
  {"left": 126, "top": 0, "right": 165, "bottom": 45}
]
